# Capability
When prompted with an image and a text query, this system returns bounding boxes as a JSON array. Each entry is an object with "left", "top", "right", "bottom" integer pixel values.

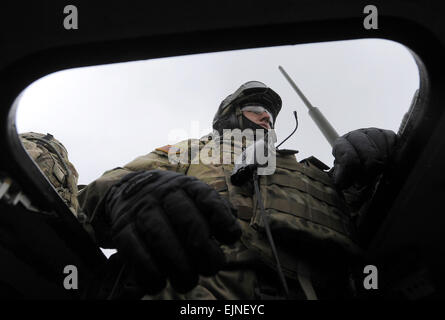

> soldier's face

[{"left": 242, "top": 110, "right": 271, "bottom": 129}]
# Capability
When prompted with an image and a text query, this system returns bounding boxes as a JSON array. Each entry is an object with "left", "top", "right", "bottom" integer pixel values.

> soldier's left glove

[{"left": 332, "top": 127, "right": 397, "bottom": 189}]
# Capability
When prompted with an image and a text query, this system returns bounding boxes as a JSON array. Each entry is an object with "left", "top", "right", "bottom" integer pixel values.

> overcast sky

[{"left": 16, "top": 38, "right": 419, "bottom": 185}]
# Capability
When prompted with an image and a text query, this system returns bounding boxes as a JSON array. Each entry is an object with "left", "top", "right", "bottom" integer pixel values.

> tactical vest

[
  {"left": 186, "top": 132, "right": 360, "bottom": 280},
  {"left": 20, "top": 132, "right": 79, "bottom": 216}
]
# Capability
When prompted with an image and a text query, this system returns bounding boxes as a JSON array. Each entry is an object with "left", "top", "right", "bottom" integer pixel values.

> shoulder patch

[{"left": 155, "top": 145, "right": 180, "bottom": 154}]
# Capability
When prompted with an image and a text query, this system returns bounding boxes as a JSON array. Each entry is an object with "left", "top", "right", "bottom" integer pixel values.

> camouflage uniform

[
  {"left": 20, "top": 132, "right": 80, "bottom": 216},
  {"left": 78, "top": 130, "right": 362, "bottom": 299}
]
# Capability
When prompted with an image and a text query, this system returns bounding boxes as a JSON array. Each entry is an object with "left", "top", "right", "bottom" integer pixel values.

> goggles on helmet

[{"left": 240, "top": 105, "right": 274, "bottom": 125}]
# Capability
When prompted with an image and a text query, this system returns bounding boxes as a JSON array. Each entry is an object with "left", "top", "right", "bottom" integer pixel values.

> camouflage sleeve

[
  {"left": 77, "top": 167, "right": 132, "bottom": 247},
  {"left": 333, "top": 172, "right": 382, "bottom": 242},
  {"left": 77, "top": 139, "right": 193, "bottom": 247},
  {"left": 341, "top": 176, "right": 382, "bottom": 230},
  {"left": 122, "top": 143, "right": 190, "bottom": 174}
]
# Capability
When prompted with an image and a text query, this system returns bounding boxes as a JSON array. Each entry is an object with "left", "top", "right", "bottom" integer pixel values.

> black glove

[
  {"left": 104, "top": 169, "right": 241, "bottom": 294},
  {"left": 332, "top": 127, "right": 397, "bottom": 189}
]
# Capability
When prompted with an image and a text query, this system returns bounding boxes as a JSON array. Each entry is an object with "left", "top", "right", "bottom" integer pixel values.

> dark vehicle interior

[{"left": 0, "top": 0, "right": 444, "bottom": 299}]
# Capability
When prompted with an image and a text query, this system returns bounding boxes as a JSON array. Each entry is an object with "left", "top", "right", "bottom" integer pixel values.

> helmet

[
  {"left": 20, "top": 132, "right": 80, "bottom": 216},
  {"left": 212, "top": 81, "right": 282, "bottom": 132}
]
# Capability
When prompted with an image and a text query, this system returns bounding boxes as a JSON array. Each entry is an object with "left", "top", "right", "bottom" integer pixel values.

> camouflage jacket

[{"left": 78, "top": 132, "right": 364, "bottom": 286}]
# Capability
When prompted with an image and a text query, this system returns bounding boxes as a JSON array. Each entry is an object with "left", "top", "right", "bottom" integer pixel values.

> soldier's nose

[{"left": 260, "top": 112, "right": 270, "bottom": 122}]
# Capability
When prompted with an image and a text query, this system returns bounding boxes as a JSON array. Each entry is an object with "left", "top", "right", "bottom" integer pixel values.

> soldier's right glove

[{"left": 104, "top": 170, "right": 241, "bottom": 294}]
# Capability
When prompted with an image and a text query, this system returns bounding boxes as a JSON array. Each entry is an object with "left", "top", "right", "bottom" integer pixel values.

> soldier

[
  {"left": 20, "top": 132, "right": 80, "bottom": 217},
  {"left": 78, "top": 81, "right": 397, "bottom": 299}
]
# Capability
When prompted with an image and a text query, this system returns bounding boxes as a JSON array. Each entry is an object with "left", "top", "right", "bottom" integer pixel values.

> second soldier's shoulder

[{"left": 299, "top": 156, "right": 331, "bottom": 171}]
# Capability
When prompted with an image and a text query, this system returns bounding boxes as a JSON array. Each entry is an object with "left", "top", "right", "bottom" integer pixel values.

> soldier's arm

[
  {"left": 340, "top": 176, "right": 384, "bottom": 233},
  {"left": 77, "top": 140, "right": 192, "bottom": 246},
  {"left": 78, "top": 139, "right": 241, "bottom": 294},
  {"left": 330, "top": 128, "right": 398, "bottom": 231}
]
